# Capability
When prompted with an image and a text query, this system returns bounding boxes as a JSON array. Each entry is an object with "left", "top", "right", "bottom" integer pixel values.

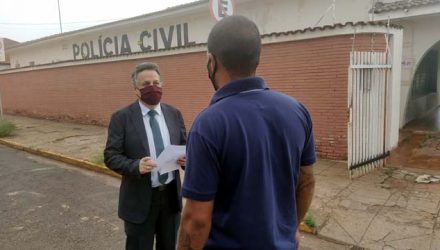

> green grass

[
  {"left": 0, "top": 120, "right": 16, "bottom": 137},
  {"left": 91, "top": 151, "right": 105, "bottom": 165},
  {"left": 304, "top": 212, "right": 316, "bottom": 228}
]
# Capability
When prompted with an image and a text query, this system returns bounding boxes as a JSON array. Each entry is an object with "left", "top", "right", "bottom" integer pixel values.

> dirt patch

[
  {"left": 388, "top": 130, "right": 440, "bottom": 170},
  {"left": 3, "top": 114, "right": 107, "bottom": 162},
  {"left": 386, "top": 177, "right": 410, "bottom": 190},
  {"left": 6, "top": 109, "right": 108, "bottom": 126}
]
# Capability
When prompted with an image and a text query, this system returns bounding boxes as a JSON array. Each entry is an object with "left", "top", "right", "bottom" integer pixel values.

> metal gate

[{"left": 348, "top": 51, "right": 391, "bottom": 178}]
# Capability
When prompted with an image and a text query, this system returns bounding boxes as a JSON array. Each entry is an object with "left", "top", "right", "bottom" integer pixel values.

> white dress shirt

[{"left": 139, "top": 101, "right": 174, "bottom": 187}]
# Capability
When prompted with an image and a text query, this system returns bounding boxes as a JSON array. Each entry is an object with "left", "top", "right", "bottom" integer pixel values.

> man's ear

[{"left": 207, "top": 53, "right": 216, "bottom": 72}]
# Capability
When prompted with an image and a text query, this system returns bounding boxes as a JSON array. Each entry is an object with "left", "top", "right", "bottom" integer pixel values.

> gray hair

[{"left": 131, "top": 62, "right": 161, "bottom": 86}]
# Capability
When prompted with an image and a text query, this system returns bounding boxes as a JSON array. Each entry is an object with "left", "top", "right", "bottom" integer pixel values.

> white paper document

[{"left": 156, "top": 145, "right": 186, "bottom": 174}]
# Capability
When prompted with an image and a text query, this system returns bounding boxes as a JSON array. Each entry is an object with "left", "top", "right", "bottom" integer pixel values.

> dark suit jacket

[{"left": 104, "top": 101, "right": 186, "bottom": 224}]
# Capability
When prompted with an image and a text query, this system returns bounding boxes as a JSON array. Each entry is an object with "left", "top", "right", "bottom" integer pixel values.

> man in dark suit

[{"left": 104, "top": 62, "right": 186, "bottom": 250}]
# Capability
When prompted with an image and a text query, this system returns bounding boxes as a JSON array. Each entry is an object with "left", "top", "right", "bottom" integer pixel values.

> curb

[{"left": 0, "top": 138, "right": 121, "bottom": 179}]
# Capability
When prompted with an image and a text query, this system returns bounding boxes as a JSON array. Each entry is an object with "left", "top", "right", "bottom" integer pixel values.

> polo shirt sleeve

[
  {"left": 301, "top": 131, "right": 316, "bottom": 166},
  {"left": 181, "top": 131, "right": 220, "bottom": 201},
  {"left": 300, "top": 105, "right": 316, "bottom": 166}
]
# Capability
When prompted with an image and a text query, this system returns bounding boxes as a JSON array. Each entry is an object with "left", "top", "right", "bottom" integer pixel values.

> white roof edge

[{"left": 371, "top": 4, "right": 440, "bottom": 21}]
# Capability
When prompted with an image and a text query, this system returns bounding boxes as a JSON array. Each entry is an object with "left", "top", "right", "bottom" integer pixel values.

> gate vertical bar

[{"left": 348, "top": 52, "right": 354, "bottom": 170}]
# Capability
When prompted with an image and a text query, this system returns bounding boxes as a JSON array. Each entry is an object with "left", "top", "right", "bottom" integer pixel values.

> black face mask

[{"left": 207, "top": 55, "right": 219, "bottom": 91}]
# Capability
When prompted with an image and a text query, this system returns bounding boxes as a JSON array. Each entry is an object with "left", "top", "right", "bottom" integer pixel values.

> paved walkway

[{"left": 1, "top": 114, "right": 440, "bottom": 250}]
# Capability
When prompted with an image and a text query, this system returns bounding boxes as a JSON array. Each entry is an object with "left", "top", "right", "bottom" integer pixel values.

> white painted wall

[
  {"left": 236, "top": 0, "right": 372, "bottom": 34},
  {"left": 393, "top": 15, "right": 440, "bottom": 126},
  {"left": 389, "top": 29, "right": 404, "bottom": 151},
  {"left": 7, "top": 0, "right": 376, "bottom": 67},
  {"left": 9, "top": 6, "right": 216, "bottom": 67},
  {"left": 0, "top": 64, "right": 9, "bottom": 70},
  {"left": 0, "top": 38, "right": 5, "bottom": 62},
  {"left": 435, "top": 42, "right": 440, "bottom": 108}
]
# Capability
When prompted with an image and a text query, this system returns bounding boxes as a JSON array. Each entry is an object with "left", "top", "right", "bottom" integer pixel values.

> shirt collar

[
  {"left": 210, "top": 76, "right": 268, "bottom": 105},
  {"left": 139, "top": 101, "right": 163, "bottom": 117}
]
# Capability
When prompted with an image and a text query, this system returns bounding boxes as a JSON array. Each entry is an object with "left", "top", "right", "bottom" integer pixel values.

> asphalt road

[
  {"left": 0, "top": 145, "right": 352, "bottom": 250},
  {"left": 0, "top": 145, "right": 124, "bottom": 250}
]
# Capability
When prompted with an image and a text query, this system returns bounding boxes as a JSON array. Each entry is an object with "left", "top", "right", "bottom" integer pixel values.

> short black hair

[
  {"left": 207, "top": 15, "right": 261, "bottom": 77},
  {"left": 131, "top": 62, "right": 161, "bottom": 85}
]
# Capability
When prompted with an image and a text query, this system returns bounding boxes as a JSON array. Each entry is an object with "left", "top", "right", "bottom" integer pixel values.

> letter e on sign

[{"left": 209, "top": 0, "right": 235, "bottom": 21}]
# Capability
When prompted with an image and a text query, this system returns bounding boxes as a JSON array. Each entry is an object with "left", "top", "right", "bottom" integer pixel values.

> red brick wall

[
  {"left": 0, "top": 34, "right": 384, "bottom": 160},
  {"left": 0, "top": 54, "right": 211, "bottom": 126},
  {"left": 258, "top": 34, "right": 385, "bottom": 159}
]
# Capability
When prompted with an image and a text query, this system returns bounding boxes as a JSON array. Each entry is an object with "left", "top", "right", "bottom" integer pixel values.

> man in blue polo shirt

[{"left": 178, "top": 15, "right": 316, "bottom": 250}]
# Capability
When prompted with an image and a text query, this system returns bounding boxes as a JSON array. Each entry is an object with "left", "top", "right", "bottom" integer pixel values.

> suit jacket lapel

[
  {"left": 162, "top": 104, "right": 179, "bottom": 145},
  {"left": 129, "top": 102, "right": 150, "bottom": 155}
]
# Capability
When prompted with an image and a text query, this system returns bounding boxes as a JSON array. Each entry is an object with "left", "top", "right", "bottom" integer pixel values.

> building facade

[{"left": 1, "top": 0, "right": 438, "bottom": 162}]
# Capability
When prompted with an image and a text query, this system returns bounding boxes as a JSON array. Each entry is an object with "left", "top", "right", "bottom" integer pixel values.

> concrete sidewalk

[{"left": 1, "top": 114, "right": 440, "bottom": 250}]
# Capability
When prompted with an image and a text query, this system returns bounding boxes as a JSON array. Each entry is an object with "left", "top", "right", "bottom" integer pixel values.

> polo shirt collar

[{"left": 210, "top": 76, "right": 268, "bottom": 105}]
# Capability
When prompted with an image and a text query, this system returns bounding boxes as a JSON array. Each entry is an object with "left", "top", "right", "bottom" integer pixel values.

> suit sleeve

[
  {"left": 104, "top": 111, "right": 141, "bottom": 178},
  {"left": 177, "top": 109, "right": 187, "bottom": 146},
  {"left": 177, "top": 109, "right": 187, "bottom": 170}
]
